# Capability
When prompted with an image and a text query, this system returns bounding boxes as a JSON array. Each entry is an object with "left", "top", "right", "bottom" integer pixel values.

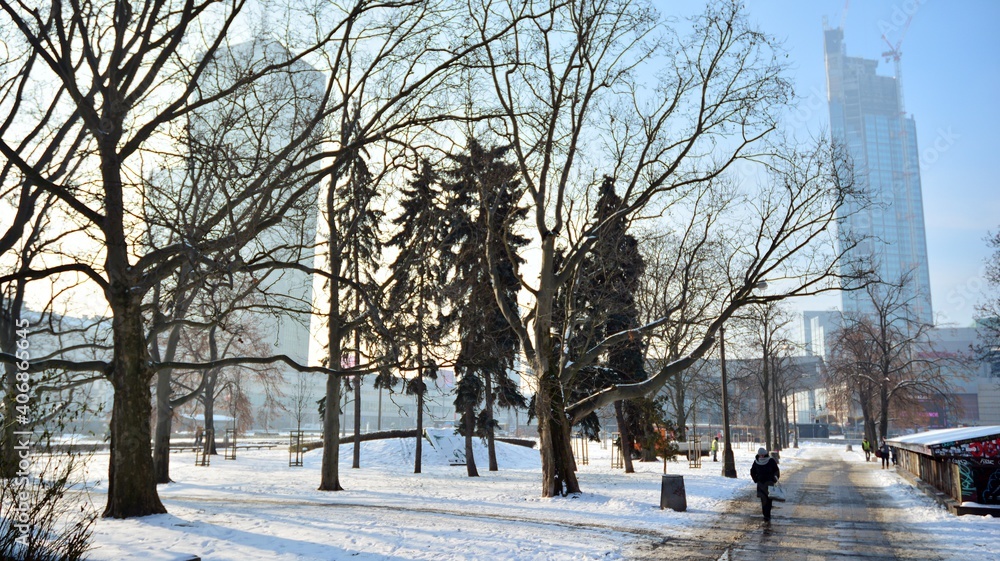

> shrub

[{"left": 0, "top": 458, "right": 95, "bottom": 561}]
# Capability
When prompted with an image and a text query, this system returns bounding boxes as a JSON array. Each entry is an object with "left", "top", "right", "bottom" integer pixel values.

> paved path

[{"left": 630, "top": 449, "right": 945, "bottom": 561}]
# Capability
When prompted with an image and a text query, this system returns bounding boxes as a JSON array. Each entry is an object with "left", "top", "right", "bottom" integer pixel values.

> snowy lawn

[{"left": 78, "top": 438, "right": 998, "bottom": 560}]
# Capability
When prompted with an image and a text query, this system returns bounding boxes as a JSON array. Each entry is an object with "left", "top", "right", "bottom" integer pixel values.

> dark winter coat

[{"left": 751, "top": 456, "right": 780, "bottom": 498}]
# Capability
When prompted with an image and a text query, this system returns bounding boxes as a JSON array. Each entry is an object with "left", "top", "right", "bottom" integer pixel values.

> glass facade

[{"left": 824, "top": 28, "right": 933, "bottom": 325}]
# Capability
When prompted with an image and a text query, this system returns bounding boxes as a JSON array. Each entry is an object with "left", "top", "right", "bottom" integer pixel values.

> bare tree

[
  {"left": 172, "top": 306, "right": 284, "bottom": 454},
  {"left": 1, "top": 199, "right": 108, "bottom": 477},
  {"left": 636, "top": 195, "right": 730, "bottom": 439},
  {"left": 471, "top": 0, "right": 865, "bottom": 496},
  {"left": 733, "top": 302, "right": 797, "bottom": 451},
  {"left": 290, "top": 371, "right": 314, "bottom": 434},
  {"left": 0, "top": 0, "right": 356, "bottom": 517},
  {"left": 827, "top": 277, "right": 963, "bottom": 442},
  {"left": 975, "top": 229, "right": 1000, "bottom": 366}
]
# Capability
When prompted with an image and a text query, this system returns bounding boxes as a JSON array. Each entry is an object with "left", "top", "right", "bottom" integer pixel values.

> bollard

[{"left": 660, "top": 474, "right": 687, "bottom": 512}]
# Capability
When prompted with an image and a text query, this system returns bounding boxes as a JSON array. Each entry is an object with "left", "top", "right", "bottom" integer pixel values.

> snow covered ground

[{"left": 78, "top": 438, "right": 997, "bottom": 560}]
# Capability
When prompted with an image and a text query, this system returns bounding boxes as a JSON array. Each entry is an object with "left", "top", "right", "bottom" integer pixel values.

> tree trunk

[
  {"left": 485, "top": 372, "right": 498, "bottom": 472},
  {"left": 204, "top": 381, "right": 217, "bottom": 455},
  {"left": 319, "top": 371, "right": 344, "bottom": 491},
  {"left": 415, "top": 388, "right": 424, "bottom": 474},
  {"left": 152, "top": 370, "right": 173, "bottom": 484},
  {"left": 352, "top": 251, "right": 362, "bottom": 469},
  {"left": 878, "top": 382, "right": 890, "bottom": 441},
  {"left": 352, "top": 373, "right": 361, "bottom": 469},
  {"left": 859, "top": 384, "right": 876, "bottom": 443},
  {"left": 2, "top": 286, "right": 30, "bottom": 479},
  {"left": 104, "top": 301, "right": 166, "bottom": 518},
  {"left": 672, "top": 378, "right": 687, "bottom": 441},
  {"left": 414, "top": 286, "right": 425, "bottom": 474},
  {"left": 614, "top": 401, "right": 635, "bottom": 473},
  {"left": 320, "top": 264, "right": 345, "bottom": 491},
  {"left": 536, "top": 370, "right": 580, "bottom": 497},
  {"left": 150, "top": 271, "right": 197, "bottom": 485},
  {"left": 1, "top": 363, "right": 17, "bottom": 479},
  {"left": 762, "top": 362, "right": 773, "bottom": 452},
  {"left": 464, "top": 399, "right": 479, "bottom": 477},
  {"left": 772, "top": 369, "right": 783, "bottom": 450}
]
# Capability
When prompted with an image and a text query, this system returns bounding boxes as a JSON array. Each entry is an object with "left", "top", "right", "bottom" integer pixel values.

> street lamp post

[
  {"left": 720, "top": 324, "right": 737, "bottom": 478},
  {"left": 792, "top": 392, "right": 799, "bottom": 448}
]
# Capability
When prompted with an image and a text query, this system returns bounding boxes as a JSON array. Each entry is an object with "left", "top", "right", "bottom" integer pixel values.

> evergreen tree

[
  {"left": 318, "top": 113, "right": 386, "bottom": 491},
  {"left": 575, "top": 177, "right": 648, "bottom": 472},
  {"left": 336, "top": 144, "right": 384, "bottom": 471},
  {"left": 440, "top": 139, "right": 528, "bottom": 475},
  {"left": 386, "top": 159, "right": 447, "bottom": 473}
]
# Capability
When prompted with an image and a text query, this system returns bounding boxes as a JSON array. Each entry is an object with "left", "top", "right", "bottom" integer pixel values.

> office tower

[
  {"left": 191, "top": 41, "right": 325, "bottom": 429},
  {"left": 823, "top": 27, "right": 933, "bottom": 325},
  {"left": 800, "top": 310, "right": 841, "bottom": 359}
]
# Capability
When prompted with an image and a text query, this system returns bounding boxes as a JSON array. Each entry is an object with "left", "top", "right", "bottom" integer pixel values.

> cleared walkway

[{"left": 631, "top": 448, "right": 945, "bottom": 561}]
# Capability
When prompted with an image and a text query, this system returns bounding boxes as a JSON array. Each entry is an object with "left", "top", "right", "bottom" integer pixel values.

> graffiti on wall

[
  {"left": 986, "top": 470, "right": 1000, "bottom": 504},
  {"left": 956, "top": 459, "right": 1000, "bottom": 505},
  {"left": 957, "top": 460, "right": 977, "bottom": 503},
  {"left": 933, "top": 437, "right": 1000, "bottom": 460}
]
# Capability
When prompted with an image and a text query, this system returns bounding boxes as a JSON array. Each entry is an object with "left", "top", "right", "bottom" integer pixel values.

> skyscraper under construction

[{"left": 824, "top": 26, "right": 933, "bottom": 325}]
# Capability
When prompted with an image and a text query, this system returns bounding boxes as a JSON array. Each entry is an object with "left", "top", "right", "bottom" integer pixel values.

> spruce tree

[
  {"left": 386, "top": 159, "right": 447, "bottom": 473},
  {"left": 440, "top": 139, "right": 528, "bottom": 475},
  {"left": 336, "top": 148, "right": 383, "bottom": 470},
  {"left": 576, "top": 177, "right": 648, "bottom": 472}
]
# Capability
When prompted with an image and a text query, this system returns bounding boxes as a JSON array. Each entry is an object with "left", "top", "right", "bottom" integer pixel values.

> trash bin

[{"left": 660, "top": 474, "right": 687, "bottom": 512}]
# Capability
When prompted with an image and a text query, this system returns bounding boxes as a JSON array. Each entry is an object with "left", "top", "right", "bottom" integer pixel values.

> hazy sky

[{"left": 693, "top": 0, "right": 1000, "bottom": 327}]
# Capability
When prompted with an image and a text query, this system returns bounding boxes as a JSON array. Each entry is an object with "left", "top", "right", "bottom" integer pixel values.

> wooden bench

[{"left": 169, "top": 444, "right": 280, "bottom": 453}]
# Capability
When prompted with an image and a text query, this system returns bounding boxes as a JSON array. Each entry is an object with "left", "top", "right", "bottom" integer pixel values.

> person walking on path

[
  {"left": 861, "top": 438, "right": 871, "bottom": 462},
  {"left": 750, "top": 447, "right": 780, "bottom": 521},
  {"left": 711, "top": 436, "right": 719, "bottom": 462},
  {"left": 879, "top": 439, "right": 891, "bottom": 469}
]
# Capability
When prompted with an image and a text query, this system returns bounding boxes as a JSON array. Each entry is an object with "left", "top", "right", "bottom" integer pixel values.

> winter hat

[{"left": 757, "top": 447, "right": 768, "bottom": 457}]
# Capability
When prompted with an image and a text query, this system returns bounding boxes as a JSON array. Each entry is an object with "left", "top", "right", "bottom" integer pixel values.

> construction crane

[
  {"left": 881, "top": 13, "right": 917, "bottom": 226},
  {"left": 881, "top": 14, "right": 913, "bottom": 114}
]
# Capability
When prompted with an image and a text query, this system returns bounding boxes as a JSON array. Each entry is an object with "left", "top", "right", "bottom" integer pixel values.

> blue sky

[{"left": 665, "top": 0, "right": 1000, "bottom": 326}]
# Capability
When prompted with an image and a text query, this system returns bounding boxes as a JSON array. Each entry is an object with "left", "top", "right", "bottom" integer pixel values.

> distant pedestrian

[
  {"left": 750, "top": 447, "right": 780, "bottom": 522},
  {"left": 879, "top": 439, "right": 890, "bottom": 469},
  {"left": 711, "top": 437, "right": 719, "bottom": 462},
  {"left": 195, "top": 426, "right": 204, "bottom": 446},
  {"left": 861, "top": 438, "right": 871, "bottom": 461},
  {"left": 890, "top": 446, "right": 897, "bottom": 466}
]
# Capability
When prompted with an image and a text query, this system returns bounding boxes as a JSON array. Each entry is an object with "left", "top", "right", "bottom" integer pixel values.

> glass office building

[{"left": 824, "top": 27, "right": 933, "bottom": 325}]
